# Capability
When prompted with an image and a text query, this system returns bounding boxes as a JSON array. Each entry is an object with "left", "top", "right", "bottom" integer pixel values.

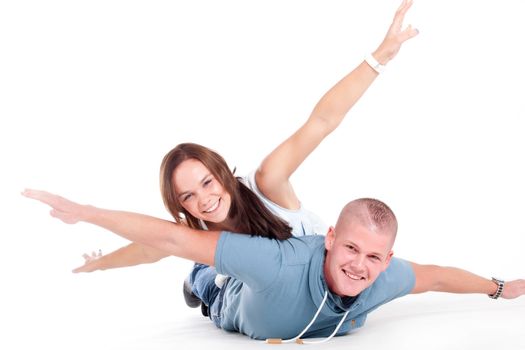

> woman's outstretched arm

[
  {"left": 256, "top": 0, "right": 419, "bottom": 209},
  {"left": 72, "top": 242, "right": 171, "bottom": 273}
]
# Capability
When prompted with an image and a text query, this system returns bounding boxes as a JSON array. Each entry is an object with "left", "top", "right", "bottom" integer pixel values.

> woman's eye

[
  {"left": 203, "top": 179, "right": 212, "bottom": 187},
  {"left": 183, "top": 194, "right": 192, "bottom": 201}
]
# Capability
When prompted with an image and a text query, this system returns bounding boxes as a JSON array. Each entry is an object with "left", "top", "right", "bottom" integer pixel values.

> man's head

[{"left": 324, "top": 198, "right": 397, "bottom": 297}]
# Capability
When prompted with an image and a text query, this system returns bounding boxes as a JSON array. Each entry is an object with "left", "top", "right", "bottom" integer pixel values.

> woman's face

[{"left": 173, "top": 158, "right": 232, "bottom": 224}]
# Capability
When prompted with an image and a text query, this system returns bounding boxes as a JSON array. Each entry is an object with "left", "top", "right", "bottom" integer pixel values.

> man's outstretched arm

[
  {"left": 22, "top": 189, "right": 219, "bottom": 266},
  {"left": 410, "top": 262, "right": 525, "bottom": 299}
]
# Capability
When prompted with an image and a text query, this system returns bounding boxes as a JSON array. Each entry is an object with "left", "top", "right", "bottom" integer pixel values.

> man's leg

[{"left": 185, "top": 263, "right": 222, "bottom": 317}]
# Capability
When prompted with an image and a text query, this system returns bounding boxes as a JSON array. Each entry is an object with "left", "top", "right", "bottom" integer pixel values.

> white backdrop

[{"left": 1, "top": 1, "right": 524, "bottom": 349}]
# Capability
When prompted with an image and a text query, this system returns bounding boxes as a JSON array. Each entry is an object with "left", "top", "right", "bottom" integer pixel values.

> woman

[{"left": 25, "top": 0, "right": 418, "bottom": 317}]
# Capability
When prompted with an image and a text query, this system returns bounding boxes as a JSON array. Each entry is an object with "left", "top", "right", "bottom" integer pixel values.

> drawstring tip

[
  {"left": 295, "top": 338, "right": 304, "bottom": 344},
  {"left": 266, "top": 338, "right": 282, "bottom": 344}
]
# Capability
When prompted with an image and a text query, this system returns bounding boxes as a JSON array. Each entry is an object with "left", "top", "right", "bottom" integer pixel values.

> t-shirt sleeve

[
  {"left": 215, "top": 231, "right": 283, "bottom": 292},
  {"left": 384, "top": 257, "right": 416, "bottom": 297},
  {"left": 366, "top": 257, "right": 416, "bottom": 309}
]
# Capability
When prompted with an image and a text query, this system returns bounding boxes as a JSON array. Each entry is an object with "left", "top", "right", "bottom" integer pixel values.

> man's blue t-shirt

[{"left": 215, "top": 232, "right": 415, "bottom": 340}]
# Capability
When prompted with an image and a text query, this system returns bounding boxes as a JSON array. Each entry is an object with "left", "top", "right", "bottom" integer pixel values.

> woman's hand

[
  {"left": 72, "top": 250, "right": 103, "bottom": 273},
  {"left": 373, "top": 0, "right": 419, "bottom": 65}
]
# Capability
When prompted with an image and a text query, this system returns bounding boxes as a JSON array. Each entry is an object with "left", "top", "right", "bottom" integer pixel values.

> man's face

[{"left": 323, "top": 221, "right": 393, "bottom": 297}]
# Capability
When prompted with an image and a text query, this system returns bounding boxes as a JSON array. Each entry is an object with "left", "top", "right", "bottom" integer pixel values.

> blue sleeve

[
  {"left": 366, "top": 258, "right": 415, "bottom": 309},
  {"left": 383, "top": 258, "right": 416, "bottom": 297},
  {"left": 215, "top": 231, "right": 283, "bottom": 292}
]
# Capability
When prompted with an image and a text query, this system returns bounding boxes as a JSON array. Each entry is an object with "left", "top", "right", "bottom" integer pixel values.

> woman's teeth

[{"left": 204, "top": 200, "right": 219, "bottom": 213}]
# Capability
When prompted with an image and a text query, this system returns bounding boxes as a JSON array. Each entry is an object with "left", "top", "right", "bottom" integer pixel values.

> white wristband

[{"left": 364, "top": 53, "right": 385, "bottom": 74}]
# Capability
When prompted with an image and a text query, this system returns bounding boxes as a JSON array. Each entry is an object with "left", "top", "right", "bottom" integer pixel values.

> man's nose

[{"left": 351, "top": 254, "right": 366, "bottom": 270}]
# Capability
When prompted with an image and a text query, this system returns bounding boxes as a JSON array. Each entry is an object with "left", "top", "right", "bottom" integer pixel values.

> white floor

[
  {"left": 3, "top": 1, "right": 525, "bottom": 349},
  {"left": 3, "top": 257, "right": 524, "bottom": 350}
]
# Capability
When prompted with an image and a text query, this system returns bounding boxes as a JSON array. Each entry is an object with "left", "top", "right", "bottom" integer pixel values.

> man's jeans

[{"left": 188, "top": 263, "right": 229, "bottom": 327}]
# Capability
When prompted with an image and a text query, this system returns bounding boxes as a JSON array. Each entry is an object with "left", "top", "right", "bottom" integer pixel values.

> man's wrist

[
  {"left": 488, "top": 277, "right": 505, "bottom": 299},
  {"left": 81, "top": 204, "right": 97, "bottom": 223}
]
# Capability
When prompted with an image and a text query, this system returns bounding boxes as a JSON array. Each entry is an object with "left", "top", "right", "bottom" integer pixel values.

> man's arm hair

[{"left": 410, "top": 262, "right": 498, "bottom": 295}]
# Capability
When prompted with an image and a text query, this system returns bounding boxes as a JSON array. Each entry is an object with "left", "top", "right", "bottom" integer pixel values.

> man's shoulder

[
  {"left": 218, "top": 232, "right": 324, "bottom": 256},
  {"left": 219, "top": 231, "right": 324, "bottom": 250},
  {"left": 367, "top": 258, "right": 415, "bottom": 300},
  {"left": 277, "top": 235, "right": 325, "bottom": 265},
  {"left": 287, "top": 234, "right": 325, "bottom": 247},
  {"left": 378, "top": 258, "right": 414, "bottom": 281}
]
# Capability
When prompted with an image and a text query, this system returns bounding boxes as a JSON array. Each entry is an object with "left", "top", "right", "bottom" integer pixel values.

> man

[{"left": 22, "top": 190, "right": 525, "bottom": 343}]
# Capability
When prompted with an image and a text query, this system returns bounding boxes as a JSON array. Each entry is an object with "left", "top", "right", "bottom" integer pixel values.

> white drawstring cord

[
  {"left": 300, "top": 309, "right": 350, "bottom": 344},
  {"left": 265, "top": 291, "right": 350, "bottom": 344},
  {"left": 281, "top": 291, "right": 328, "bottom": 343}
]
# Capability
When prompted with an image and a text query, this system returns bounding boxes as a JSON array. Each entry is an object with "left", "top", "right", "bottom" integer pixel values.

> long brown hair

[{"left": 160, "top": 143, "right": 292, "bottom": 240}]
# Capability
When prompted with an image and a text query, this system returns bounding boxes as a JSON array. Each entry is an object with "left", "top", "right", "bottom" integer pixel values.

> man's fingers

[
  {"left": 50, "top": 208, "right": 62, "bottom": 218},
  {"left": 22, "top": 188, "right": 49, "bottom": 199},
  {"left": 22, "top": 188, "right": 41, "bottom": 200},
  {"left": 23, "top": 188, "right": 58, "bottom": 207}
]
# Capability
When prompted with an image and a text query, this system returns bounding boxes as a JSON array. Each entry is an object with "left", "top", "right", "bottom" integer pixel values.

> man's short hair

[{"left": 336, "top": 198, "right": 398, "bottom": 240}]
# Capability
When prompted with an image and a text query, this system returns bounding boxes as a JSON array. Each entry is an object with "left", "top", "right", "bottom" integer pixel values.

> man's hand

[
  {"left": 22, "top": 189, "right": 86, "bottom": 224},
  {"left": 502, "top": 279, "right": 525, "bottom": 299}
]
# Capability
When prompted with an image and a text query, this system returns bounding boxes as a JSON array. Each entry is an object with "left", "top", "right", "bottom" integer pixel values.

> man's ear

[
  {"left": 325, "top": 226, "right": 336, "bottom": 251},
  {"left": 382, "top": 250, "right": 394, "bottom": 271}
]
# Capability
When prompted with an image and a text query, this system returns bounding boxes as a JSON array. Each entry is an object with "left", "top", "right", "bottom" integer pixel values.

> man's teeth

[{"left": 344, "top": 270, "right": 363, "bottom": 280}]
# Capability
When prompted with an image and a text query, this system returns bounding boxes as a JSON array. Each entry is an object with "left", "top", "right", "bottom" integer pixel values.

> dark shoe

[
  {"left": 201, "top": 302, "right": 209, "bottom": 317},
  {"left": 183, "top": 278, "right": 201, "bottom": 308}
]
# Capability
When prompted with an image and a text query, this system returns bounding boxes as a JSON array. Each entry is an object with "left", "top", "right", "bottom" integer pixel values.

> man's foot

[
  {"left": 201, "top": 302, "right": 209, "bottom": 317},
  {"left": 183, "top": 278, "right": 201, "bottom": 308},
  {"left": 214, "top": 274, "right": 229, "bottom": 289}
]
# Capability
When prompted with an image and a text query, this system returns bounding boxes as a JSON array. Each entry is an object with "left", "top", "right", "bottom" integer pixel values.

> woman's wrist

[{"left": 371, "top": 49, "right": 391, "bottom": 66}]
